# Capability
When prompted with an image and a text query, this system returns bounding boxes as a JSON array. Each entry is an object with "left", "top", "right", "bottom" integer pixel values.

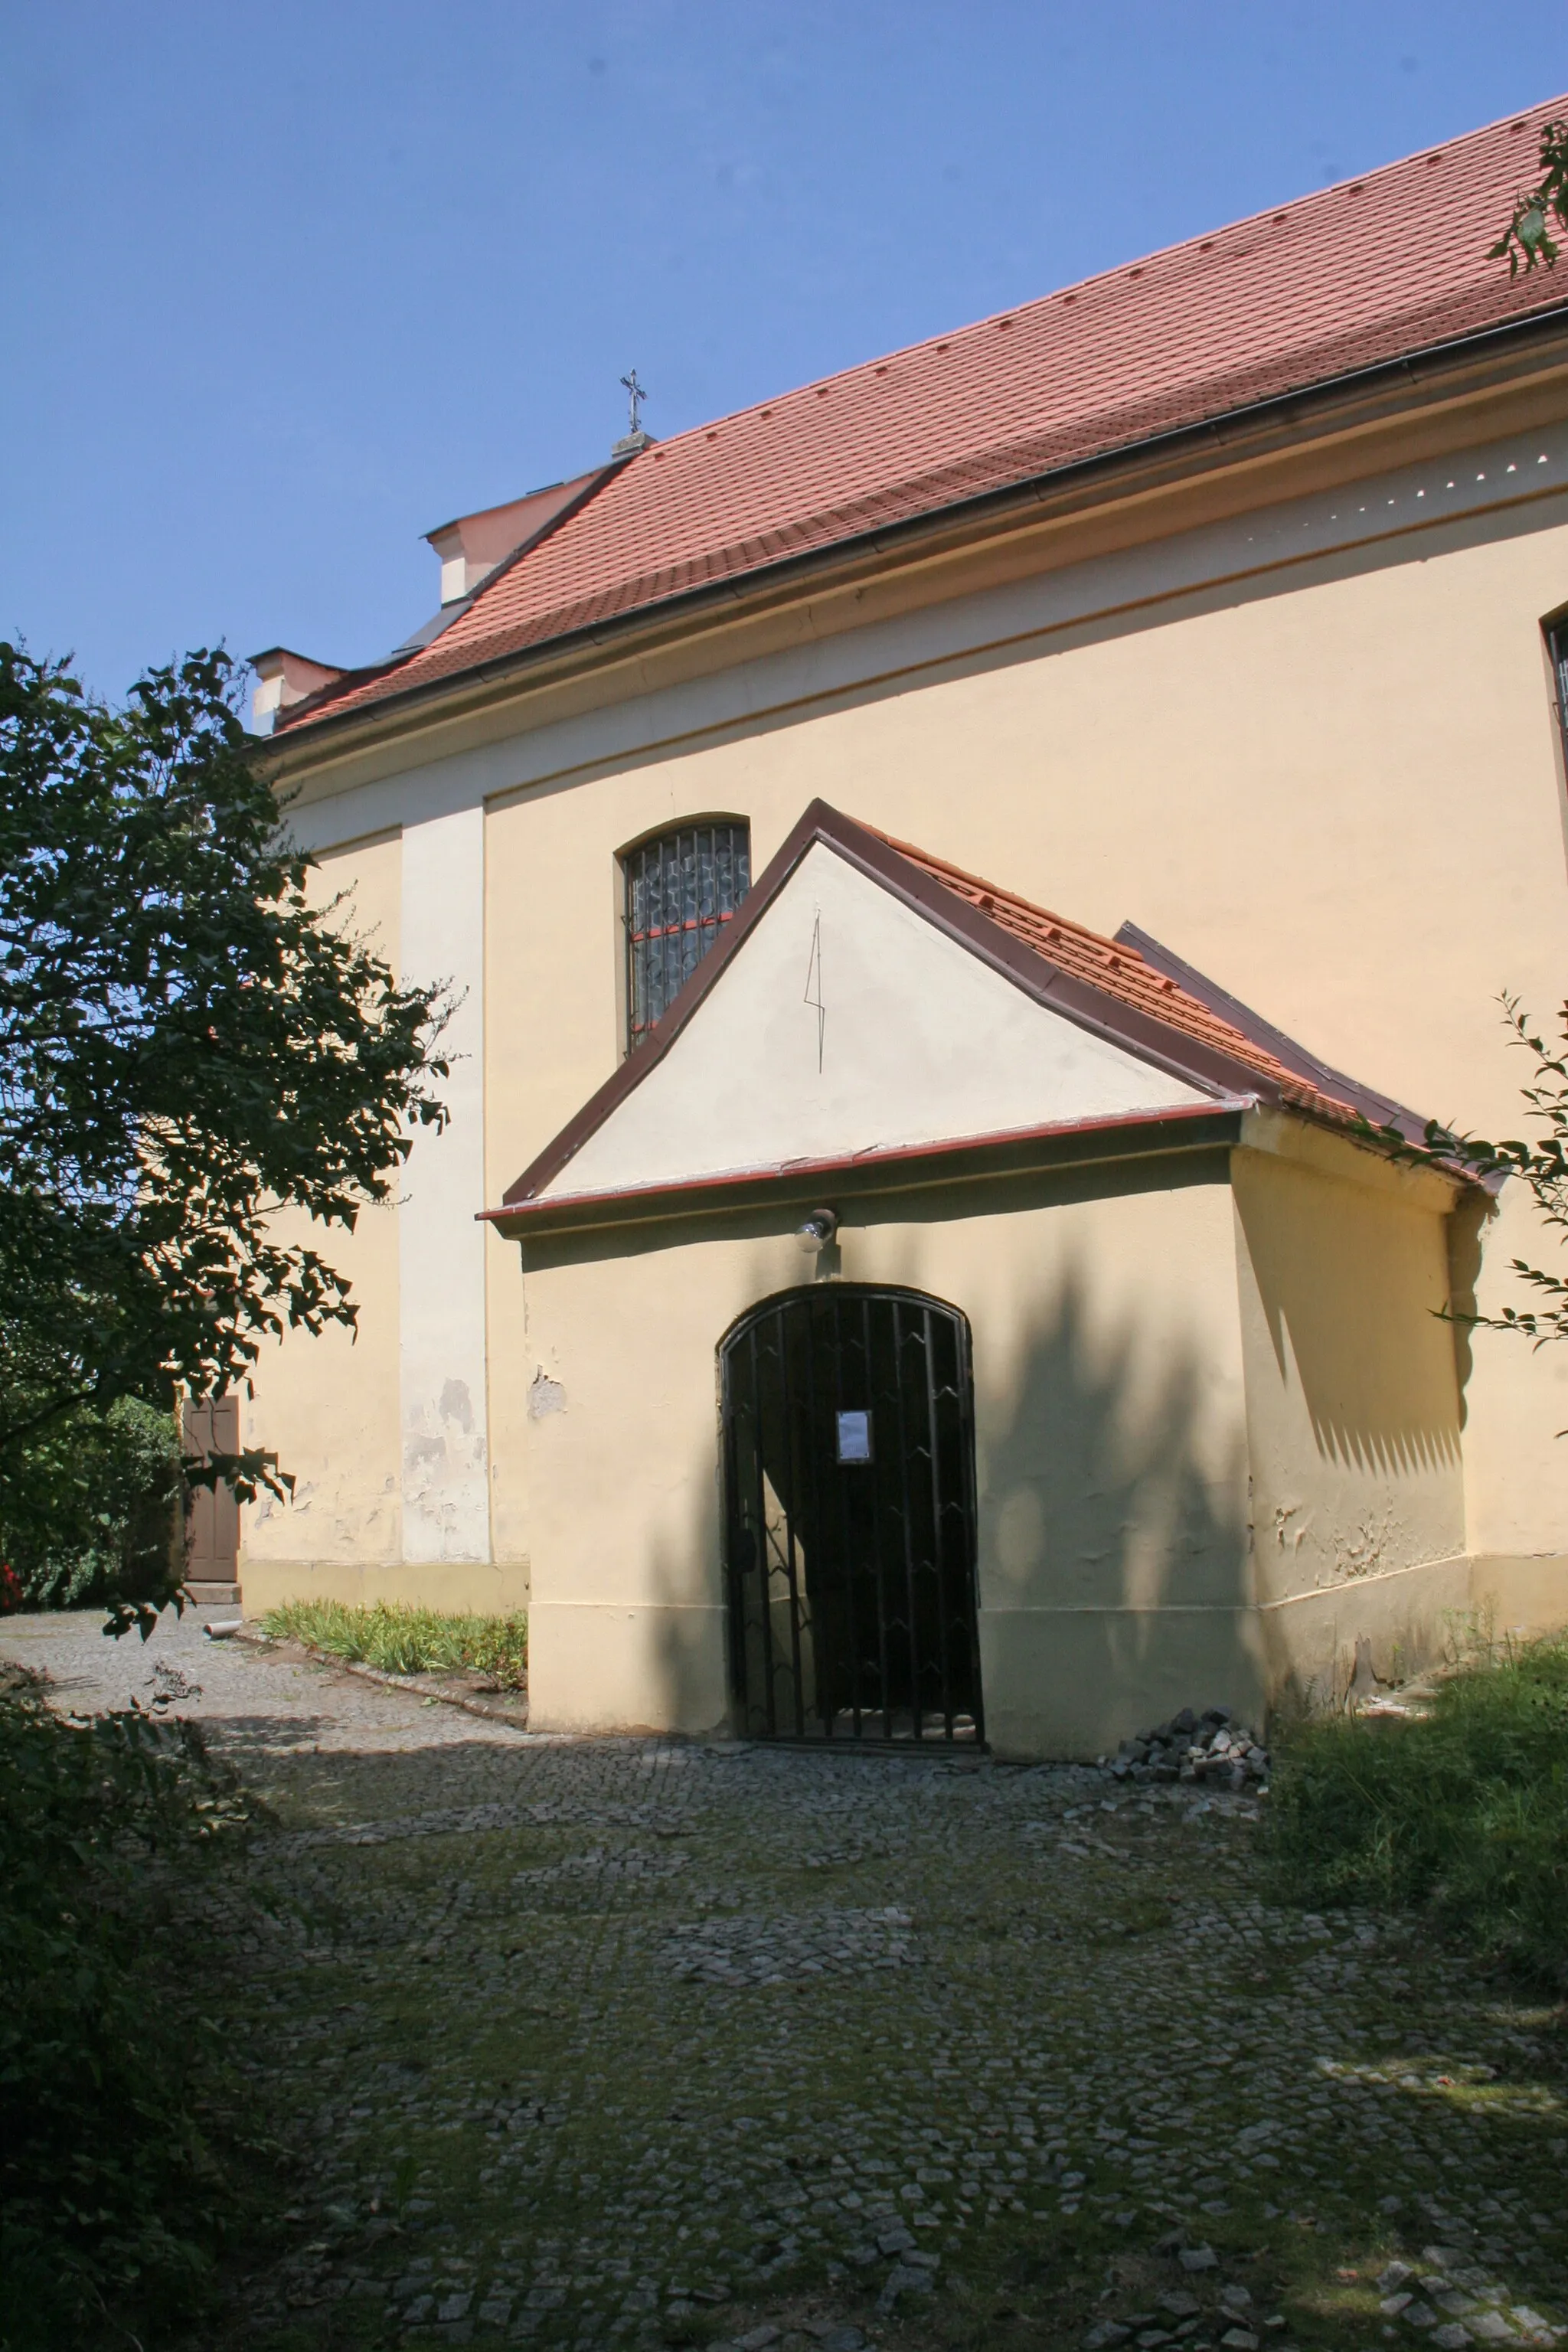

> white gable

[{"left": 541, "top": 841, "right": 1210, "bottom": 1200}]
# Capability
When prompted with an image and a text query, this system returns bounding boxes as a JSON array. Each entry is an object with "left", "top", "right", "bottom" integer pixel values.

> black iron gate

[{"left": 720, "top": 1285, "right": 983, "bottom": 1745}]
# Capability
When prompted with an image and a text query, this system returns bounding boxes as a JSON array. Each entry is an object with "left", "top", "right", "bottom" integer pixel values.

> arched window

[
  {"left": 623, "top": 820, "right": 750, "bottom": 1052},
  {"left": 1550, "top": 609, "right": 1568, "bottom": 767}
]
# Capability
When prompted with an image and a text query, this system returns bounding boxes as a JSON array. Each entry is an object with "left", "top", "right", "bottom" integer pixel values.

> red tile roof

[
  {"left": 874, "top": 826, "right": 1361, "bottom": 1128},
  {"left": 285, "top": 97, "right": 1568, "bottom": 736}
]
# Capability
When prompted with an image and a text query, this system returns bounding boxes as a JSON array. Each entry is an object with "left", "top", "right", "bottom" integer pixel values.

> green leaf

[{"left": 0, "top": 640, "right": 451, "bottom": 1609}]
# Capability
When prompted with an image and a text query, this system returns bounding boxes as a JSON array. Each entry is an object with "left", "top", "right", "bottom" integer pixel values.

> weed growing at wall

[
  {"left": 0, "top": 1664, "right": 250, "bottom": 2350},
  {"left": 1264, "top": 1633, "right": 1568, "bottom": 1988},
  {"left": 260, "top": 1599, "right": 528, "bottom": 1689}
]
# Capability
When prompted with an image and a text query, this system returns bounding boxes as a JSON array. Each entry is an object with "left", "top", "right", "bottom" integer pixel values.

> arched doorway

[{"left": 720, "top": 1285, "right": 982, "bottom": 1744}]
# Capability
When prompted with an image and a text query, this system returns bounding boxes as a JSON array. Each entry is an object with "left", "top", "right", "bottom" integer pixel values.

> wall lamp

[{"left": 795, "top": 1207, "right": 838, "bottom": 1256}]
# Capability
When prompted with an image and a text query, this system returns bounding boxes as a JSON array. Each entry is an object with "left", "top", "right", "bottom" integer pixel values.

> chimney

[
  {"left": 423, "top": 472, "right": 603, "bottom": 607},
  {"left": 249, "top": 646, "right": 345, "bottom": 733}
]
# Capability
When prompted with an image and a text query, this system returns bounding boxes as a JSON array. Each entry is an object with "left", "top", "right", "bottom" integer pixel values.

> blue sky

[{"left": 3, "top": 2, "right": 1566, "bottom": 703}]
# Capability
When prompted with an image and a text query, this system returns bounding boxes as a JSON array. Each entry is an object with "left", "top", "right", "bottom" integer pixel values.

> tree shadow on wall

[
  {"left": 645, "top": 1480, "right": 730, "bottom": 1743},
  {"left": 637, "top": 1248, "right": 1261, "bottom": 1759},
  {"left": 977, "top": 1260, "right": 1259, "bottom": 1757}
]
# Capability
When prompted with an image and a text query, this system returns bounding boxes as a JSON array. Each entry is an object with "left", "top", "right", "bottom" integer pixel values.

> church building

[{"left": 238, "top": 98, "right": 1568, "bottom": 1755}]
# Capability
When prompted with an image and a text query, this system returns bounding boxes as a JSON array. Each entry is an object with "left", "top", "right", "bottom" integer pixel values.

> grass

[
  {"left": 258, "top": 1598, "right": 528, "bottom": 1689},
  {"left": 1264, "top": 1629, "right": 1568, "bottom": 1987},
  {"left": 0, "top": 1664, "right": 250, "bottom": 2350}
]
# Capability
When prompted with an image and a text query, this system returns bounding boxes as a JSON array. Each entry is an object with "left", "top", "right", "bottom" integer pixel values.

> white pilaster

[{"left": 398, "top": 802, "right": 491, "bottom": 1562}]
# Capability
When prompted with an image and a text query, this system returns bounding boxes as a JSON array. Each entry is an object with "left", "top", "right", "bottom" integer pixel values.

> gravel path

[{"left": 4, "top": 1611, "right": 1565, "bottom": 2352}]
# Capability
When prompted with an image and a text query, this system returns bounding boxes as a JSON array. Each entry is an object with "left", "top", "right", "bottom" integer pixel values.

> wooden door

[{"left": 183, "top": 1396, "right": 241, "bottom": 1598}]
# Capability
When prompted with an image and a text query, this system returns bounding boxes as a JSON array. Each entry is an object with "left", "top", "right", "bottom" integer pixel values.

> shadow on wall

[
  {"left": 980, "top": 1262, "right": 1260, "bottom": 1753},
  {"left": 532, "top": 1159, "right": 1465, "bottom": 1753},
  {"left": 577, "top": 1207, "right": 1262, "bottom": 1756},
  {"left": 1446, "top": 1187, "right": 1488, "bottom": 1432},
  {"left": 1233, "top": 1162, "right": 1464, "bottom": 1480},
  {"left": 645, "top": 1475, "right": 730, "bottom": 1741}
]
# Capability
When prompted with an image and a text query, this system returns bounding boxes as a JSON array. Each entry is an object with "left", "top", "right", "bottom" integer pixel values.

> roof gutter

[
  {"left": 482, "top": 1103, "right": 1250, "bottom": 1241},
  {"left": 269, "top": 299, "right": 1568, "bottom": 766}
]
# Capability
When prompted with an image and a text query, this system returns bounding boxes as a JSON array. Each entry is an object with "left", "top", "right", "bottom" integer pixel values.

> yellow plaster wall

[
  {"left": 508, "top": 1147, "right": 1485, "bottom": 1753},
  {"left": 240, "top": 1558, "right": 529, "bottom": 1617},
  {"left": 240, "top": 831, "right": 407, "bottom": 1575},
  {"left": 511, "top": 1165, "right": 1259, "bottom": 1756},
  {"left": 1469, "top": 1552, "right": 1568, "bottom": 1640},
  {"left": 483, "top": 516, "right": 1568, "bottom": 1569},
  {"left": 1231, "top": 1141, "right": 1468, "bottom": 1700}
]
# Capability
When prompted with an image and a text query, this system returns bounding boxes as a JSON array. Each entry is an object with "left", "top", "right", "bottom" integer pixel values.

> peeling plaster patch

[
  {"left": 439, "top": 1377, "right": 475, "bottom": 1433},
  {"left": 1272, "top": 1502, "right": 1309, "bottom": 1553},
  {"left": 1316, "top": 1509, "right": 1401, "bottom": 1587},
  {"left": 529, "top": 1371, "right": 567, "bottom": 1420},
  {"left": 401, "top": 1389, "right": 488, "bottom": 1563}
]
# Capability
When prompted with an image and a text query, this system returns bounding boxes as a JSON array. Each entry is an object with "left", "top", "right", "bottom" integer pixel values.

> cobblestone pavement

[{"left": 5, "top": 1612, "right": 1566, "bottom": 2352}]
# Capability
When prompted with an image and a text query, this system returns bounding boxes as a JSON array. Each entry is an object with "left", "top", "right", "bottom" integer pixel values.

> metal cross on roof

[{"left": 619, "top": 368, "right": 647, "bottom": 436}]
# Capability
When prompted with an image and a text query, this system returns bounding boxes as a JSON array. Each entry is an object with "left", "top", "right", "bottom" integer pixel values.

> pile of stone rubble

[{"left": 1103, "top": 1706, "right": 1269, "bottom": 1789}]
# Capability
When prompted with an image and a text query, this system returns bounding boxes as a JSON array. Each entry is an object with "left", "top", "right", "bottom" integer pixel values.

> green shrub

[
  {"left": 1264, "top": 1632, "right": 1568, "bottom": 1987},
  {"left": 0, "top": 1395, "right": 184, "bottom": 1610},
  {"left": 260, "top": 1597, "right": 528, "bottom": 1688},
  {"left": 0, "top": 1666, "right": 250, "bottom": 2348}
]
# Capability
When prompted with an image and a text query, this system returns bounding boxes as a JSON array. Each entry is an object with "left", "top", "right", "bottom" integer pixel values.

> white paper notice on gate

[{"left": 835, "top": 1410, "right": 872, "bottom": 1463}]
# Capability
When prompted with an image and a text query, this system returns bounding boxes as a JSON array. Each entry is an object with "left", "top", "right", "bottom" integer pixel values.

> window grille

[
  {"left": 1552, "top": 616, "right": 1568, "bottom": 766},
  {"left": 624, "top": 822, "right": 750, "bottom": 1051}
]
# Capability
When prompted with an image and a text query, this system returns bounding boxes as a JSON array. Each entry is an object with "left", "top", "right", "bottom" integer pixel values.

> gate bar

[
  {"left": 858, "top": 1290, "right": 894, "bottom": 1741},
  {"left": 746, "top": 1320, "right": 779, "bottom": 1738},
  {"left": 773, "top": 1299, "right": 808, "bottom": 1740},
  {"left": 923, "top": 1305, "right": 956, "bottom": 1739},
  {"left": 890, "top": 1299, "right": 926, "bottom": 1740}
]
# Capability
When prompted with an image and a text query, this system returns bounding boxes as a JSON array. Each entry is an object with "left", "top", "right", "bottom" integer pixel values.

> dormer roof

[{"left": 485, "top": 802, "right": 1445, "bottom": 1238}]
